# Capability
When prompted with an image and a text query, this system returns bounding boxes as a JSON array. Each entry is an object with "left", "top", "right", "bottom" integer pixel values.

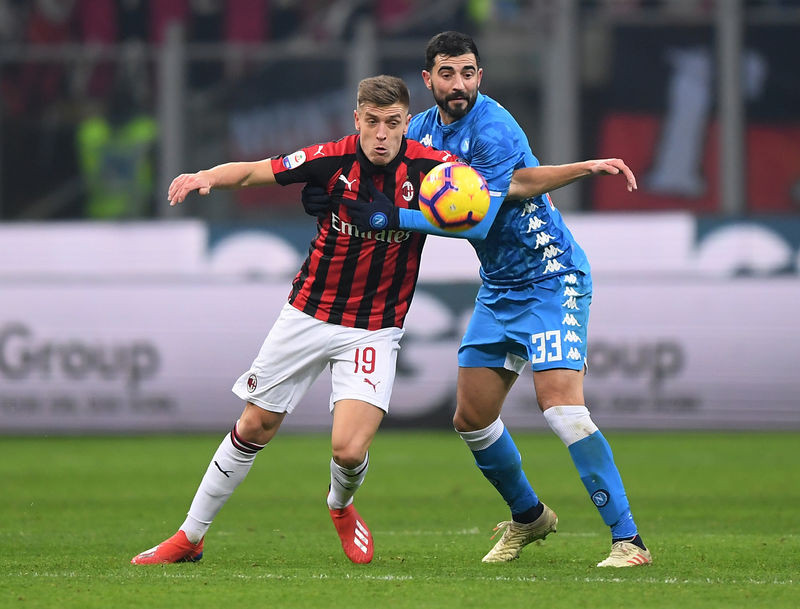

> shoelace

[
  {"left": 489, "top": 521, "right": 513, "bottom": 541},
  {"left": 609, "top": 541, "right": 637, "bottom": 558}
]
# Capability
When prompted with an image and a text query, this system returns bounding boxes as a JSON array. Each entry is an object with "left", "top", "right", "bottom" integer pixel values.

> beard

[{"left": 433, "top": 88, "right": 477, "bottom": 122}]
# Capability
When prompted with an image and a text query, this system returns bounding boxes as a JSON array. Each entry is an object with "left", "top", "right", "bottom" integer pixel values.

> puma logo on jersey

[
  {"left": 314, "top": 145, "right": 325, "bottom": 156},
  {"left": 339, "top": 174, "right": 357, "bottom": 190},
  {"left": 363, "top": 378, "right": 380, "bottom": 392}
]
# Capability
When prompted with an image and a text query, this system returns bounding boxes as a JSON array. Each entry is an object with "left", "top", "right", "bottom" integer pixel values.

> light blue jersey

[{"left": 403, "top": 93, "right": 590, "bottom": 289}]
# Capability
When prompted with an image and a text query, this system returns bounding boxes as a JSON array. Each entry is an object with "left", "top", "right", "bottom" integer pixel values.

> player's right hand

[{"left": 167, "top": 172, "right": 212, "bottom": 205}]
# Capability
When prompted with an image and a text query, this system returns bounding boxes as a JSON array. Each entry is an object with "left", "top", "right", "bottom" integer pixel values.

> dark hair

[
  {"left": 424, "top": 31, "right": 481, "bottom": 71},
  {"left": 357, "top": 75, "right": 410, "bottom": 109}
]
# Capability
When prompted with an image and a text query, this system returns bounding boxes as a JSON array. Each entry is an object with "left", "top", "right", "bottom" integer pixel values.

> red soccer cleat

[
  {"left": 329, "top": 504, "right": 373, "bottom": 564},
  {"left": 130, "top": 530, "right": 204, "bottom": 565}
]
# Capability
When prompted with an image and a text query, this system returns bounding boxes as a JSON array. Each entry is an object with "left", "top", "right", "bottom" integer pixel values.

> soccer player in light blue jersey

[{"left": 338, "top": 32, "right": 651, "bottom": 568}]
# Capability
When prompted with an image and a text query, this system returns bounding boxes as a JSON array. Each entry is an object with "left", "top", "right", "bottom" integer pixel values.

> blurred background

[{"left": 1, "top": 0, "right": 799, "bottom": 434}]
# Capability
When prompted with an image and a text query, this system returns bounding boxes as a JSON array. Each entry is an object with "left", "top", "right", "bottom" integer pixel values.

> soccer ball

[{"left": 418, "top": 162, "right": 490, "bottom": 232}]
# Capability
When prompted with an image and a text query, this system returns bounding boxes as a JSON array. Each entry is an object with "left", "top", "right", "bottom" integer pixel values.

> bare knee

[
  {"left": 454, "top": 367, "right": 515, "bottom": 432},
  {"left": 453, "top": 407, "right": 488, "bottom": 432},
  {"left": 331, "top": 441, "right": 368, "bottom": 469},
  {"left": 236, "top": 402, "right": 284, "bottom": 445}
]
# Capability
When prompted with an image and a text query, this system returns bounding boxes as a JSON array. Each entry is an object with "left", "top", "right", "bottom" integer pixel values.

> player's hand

[
  {"left": 167, "top": 172, "right": 212, "bottom": 205},
  {"left": 301, "top": 184, "right": 332, "bottom": 218},
  {"left": 588, "top": 158, "right": 637, "bottom": 192},
  {"left": 340, "top": 180, "right": 400, "bottom": 230}
]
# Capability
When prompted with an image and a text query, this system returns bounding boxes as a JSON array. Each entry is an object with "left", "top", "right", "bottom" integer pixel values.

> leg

[
  {"left": 327, "top": 399, "right": 384, "bottom": 564},
  {"left": 181, "top": 403, "right": 284, "bottom": 539},
  {"left": 131, "top": 402, "right": 284, "bottom": 565},
  {"left": 324, "top": 325, "right": 402, "bottom": 564},
  {"left": 328, "top": 399, "right": 384, "bottom": 507},
  {"left": 456, "top": 366, "right": 557, "bottom": 562},
  {"left": 535, "top": 368, "right": 650, "bottom": 567}
]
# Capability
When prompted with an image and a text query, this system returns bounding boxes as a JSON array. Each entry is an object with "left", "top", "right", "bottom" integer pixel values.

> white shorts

[{"left": 232, "top": 302, "right": 405, "bottom": 415}]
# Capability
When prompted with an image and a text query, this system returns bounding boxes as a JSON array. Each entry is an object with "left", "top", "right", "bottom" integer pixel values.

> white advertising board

[{"left": 2, "top": 278, "right": 799, "bottom": 433}]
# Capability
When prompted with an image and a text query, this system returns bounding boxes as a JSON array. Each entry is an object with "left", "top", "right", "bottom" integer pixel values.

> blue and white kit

[{"left": 404, "top": 92, "right": 592, "bottom": 371}]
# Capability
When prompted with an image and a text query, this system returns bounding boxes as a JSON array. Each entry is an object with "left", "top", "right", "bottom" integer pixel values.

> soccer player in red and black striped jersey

[{"left": 130, "top": 75, "right": 452, "bottom": 566}]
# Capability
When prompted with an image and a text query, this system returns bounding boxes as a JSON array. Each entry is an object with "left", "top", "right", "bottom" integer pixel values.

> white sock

[
  {"left": 327, "top": 453, "right": 369, "bottom": 510},
  {"left": 181, "top": 422, "right": 265, "bottom": 543},
  {"left": 542, "top": 405, "right": 598, "bottom": 447},
  {"left": 457, "top": 417, "right": 505, "bottom": 451}
]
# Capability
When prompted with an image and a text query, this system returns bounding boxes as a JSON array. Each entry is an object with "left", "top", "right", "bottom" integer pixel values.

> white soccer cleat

[
  {"left": 596, "top": 540, "right": 652, "bottom": 567},
  {"left": 481, "top": 503, "right": 558, "bottom": 563}
]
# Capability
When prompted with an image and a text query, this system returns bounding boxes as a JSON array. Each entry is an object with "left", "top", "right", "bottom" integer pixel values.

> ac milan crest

[
  {"left": 401, "top": 180, "right": 414, "bottom": 202},
  {"left": 247, "top": 373, "right": 258, "bottom": 392}
]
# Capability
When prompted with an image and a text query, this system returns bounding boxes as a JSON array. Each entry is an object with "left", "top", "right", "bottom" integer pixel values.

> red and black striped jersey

[{"left": 272, "top": 134, "right": 454, "bottom": 330}]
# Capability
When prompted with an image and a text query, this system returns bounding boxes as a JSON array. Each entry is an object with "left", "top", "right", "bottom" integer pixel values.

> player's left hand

[
  {"left": 340, "top": 180, "right": 400, "bottom": 230},
  {"left": 588, "top": 158, "right": 638, "bottom": 192}
]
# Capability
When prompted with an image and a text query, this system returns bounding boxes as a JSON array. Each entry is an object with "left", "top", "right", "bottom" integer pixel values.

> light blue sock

[
  {"left": 465, "top": 424, "right": 539, "bottom": 517},
  {"left": 568, "top": 430, "right": 638, "bottom": 539}
]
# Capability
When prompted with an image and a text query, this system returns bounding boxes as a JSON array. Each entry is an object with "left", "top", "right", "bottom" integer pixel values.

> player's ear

[
  {"left": 422, "top": 70, "right": 432, "bottom": 90},
  {"left": 403, "top": 113, "right": 410, "bottom": 135},
  {"left": 476, "top": 67, "right": 483, "bottom": 87},
  {"left": 354, "top": 108, "right": 360, "bottom": 131}
]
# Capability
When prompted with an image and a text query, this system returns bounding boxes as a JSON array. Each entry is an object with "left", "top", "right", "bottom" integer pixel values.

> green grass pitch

[{"left": 1, "top": 431, "right": 798, "bottom": 608}]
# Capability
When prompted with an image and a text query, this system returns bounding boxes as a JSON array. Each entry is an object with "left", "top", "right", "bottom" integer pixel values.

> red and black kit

[{"left": 271, "top": 134, "right": 451, "bottom": 330}]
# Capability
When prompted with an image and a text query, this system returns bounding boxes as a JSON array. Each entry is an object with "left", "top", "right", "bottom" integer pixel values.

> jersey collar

[{"left": 356, "top": 135, "right": 408, "bottom": 176}]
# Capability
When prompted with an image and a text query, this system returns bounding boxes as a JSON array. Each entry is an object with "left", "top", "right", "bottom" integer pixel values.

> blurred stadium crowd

[{"left": 0, "top": 0, "right": 798, "bottom": 220}]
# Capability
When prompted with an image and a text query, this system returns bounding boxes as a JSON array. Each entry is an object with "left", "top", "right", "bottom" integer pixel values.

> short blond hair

[{"left": 357, "top": 75, "right": 410, "bottom": 109}]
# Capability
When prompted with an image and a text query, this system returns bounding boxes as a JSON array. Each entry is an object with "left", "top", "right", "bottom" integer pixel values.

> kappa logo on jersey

[
  {"left": 401, "top": 180, "right": 414, "bottom": 202},
  {"left": 544, "top": 259, "right": 566, "bottom": 274},
  {"left": 420, "top": 133, "right": 433, "bottom": 147},
  {"left": 535, "top": 232, "right": 555, "bottom": 247},
  {"left": 562, "top": 313, "right": 581, "bottom": 327},
  {"left": 562, "top": 296, "right": 578, "bottom": 310},
  {"left": 564, "top": 330, "right": 582, "bottom": 343},
  {"left": 527, "top": 216, "right": 545, "bottom": 232},
  {"left": 282, "top": 150, "right": 307, "bottom": 169},
  {"left": 567, "top": 347, "right": 582, "bottom": 360},
  {"left": 541, "top": 244, "right": 563, "bottom": 260},
  {"left": 521, "top": 200, "right": 539, "bottom": 215},
  {"left": 339, "top": 174, "right": 357, "bottom": 191},
  {"left": 313, "top": 145, "right": 325, "bottom": 156},
  {"left": 247, "top": 373, "right": 258, "bottom": 392}
]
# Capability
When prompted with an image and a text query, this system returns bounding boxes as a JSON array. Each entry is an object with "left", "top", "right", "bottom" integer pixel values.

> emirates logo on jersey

[{"left": 401, "top": 180, "right": 414, "bottom": 202}]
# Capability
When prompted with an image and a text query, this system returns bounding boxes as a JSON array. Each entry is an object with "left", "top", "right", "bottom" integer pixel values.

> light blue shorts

[{"left": 458, "top": 272, "right": 592, "bottom": 373}]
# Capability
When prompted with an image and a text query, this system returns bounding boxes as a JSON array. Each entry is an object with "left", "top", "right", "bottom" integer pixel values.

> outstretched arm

[
  {"left": 507, "top": 158, "right": 637, "bottom": 200},
  {"left": 167, "top": 159, "right": 276, "bottom": 205}
]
